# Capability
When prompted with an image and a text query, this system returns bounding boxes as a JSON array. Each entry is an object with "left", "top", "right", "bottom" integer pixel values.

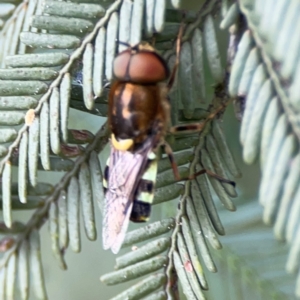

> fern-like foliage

[
  {"left": 226, "top": 0, "right": 300, "bottom": 298},
  {"left": 0, "top": 0, "right": 298, "bottom": 299}
]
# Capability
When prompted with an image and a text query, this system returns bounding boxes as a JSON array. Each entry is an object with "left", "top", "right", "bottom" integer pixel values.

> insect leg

[
  {"left": 170, "top": 99, "right": 232, "bottom": 135},
  {"left": 169, "top": 122, "right": 205, "bottom": 134},
  {"left": 161, "top": 141, "right": 235, "bottom": 187},
  {"left": 161, "top": 141, "right": 181, "bottom": 181},
  {"left": 187, "top": 168, "right": 235, "bottom": 186}
]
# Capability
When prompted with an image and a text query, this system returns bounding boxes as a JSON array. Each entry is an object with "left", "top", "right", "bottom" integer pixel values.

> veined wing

[{"left": 102, "top": 146, "right": 152, "bottom": 254}]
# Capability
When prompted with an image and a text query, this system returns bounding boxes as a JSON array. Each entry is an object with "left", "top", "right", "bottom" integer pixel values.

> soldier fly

[{"left": 102, "top": 31, "right": 233, "bottom": 254}]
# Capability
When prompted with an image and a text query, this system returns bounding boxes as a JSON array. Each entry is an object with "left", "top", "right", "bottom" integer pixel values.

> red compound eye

[
  {"left": 113, "top": 50, "right": 131, "bottom": 80},
  {"left": 113, "top": 48, "right": 169, "bottom": 83}
]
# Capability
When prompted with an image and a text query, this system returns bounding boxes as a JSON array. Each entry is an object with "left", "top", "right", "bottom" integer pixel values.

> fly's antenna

[
  {"left": 151, "top": 35, "right": 156, "bottom": 47},
  {"left": 117, "top": 40, "right": 131, "bottom": 48}
]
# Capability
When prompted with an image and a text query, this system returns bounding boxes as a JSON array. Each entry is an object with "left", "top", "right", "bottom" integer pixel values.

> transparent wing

[{"left": 102, "top": 146, "right": 151, "bottom": 254}]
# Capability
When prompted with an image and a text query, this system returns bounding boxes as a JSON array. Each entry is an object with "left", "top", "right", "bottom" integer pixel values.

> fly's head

[{"left": 113, "top": 43, "right": 170, "bottom": 84}]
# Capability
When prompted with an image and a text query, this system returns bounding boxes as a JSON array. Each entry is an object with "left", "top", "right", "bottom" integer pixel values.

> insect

[
  {"left": 102, "top": 32, "right": 232, "bottom": 254},
  {"left": 102, "top": 40, "right": 173, "bottom": 253}
]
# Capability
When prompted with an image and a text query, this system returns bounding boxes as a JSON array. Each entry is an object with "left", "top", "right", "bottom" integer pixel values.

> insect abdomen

[
  {"left": 130, "top": 152, "right": 158, "bottom": 222},
  {"left": 102, "top": 157, "right": 109, "bottom": 193}
]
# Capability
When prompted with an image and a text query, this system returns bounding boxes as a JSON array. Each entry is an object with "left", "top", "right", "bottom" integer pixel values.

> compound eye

[
  {"left": 128, "top": 52, "right": 168, "bottom": 83},
  {"left": 113, "top": 50, "right": 131, "bottom": 80},
  {"left": 113, "top": 49, "right": 169, "bottom": 83},
  {"left": 111, "top": 134, "right": 134, "bottom": 151}
]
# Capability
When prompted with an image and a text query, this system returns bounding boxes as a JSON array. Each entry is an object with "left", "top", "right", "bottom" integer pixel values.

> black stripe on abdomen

[{"left": 130, "top": 201, "right": 151, "bottom": 222}]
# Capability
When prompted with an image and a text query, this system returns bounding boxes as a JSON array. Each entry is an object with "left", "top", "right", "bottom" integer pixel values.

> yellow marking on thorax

[{"left": 121, "top": 83, "right": 134, "bottom": 120}]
